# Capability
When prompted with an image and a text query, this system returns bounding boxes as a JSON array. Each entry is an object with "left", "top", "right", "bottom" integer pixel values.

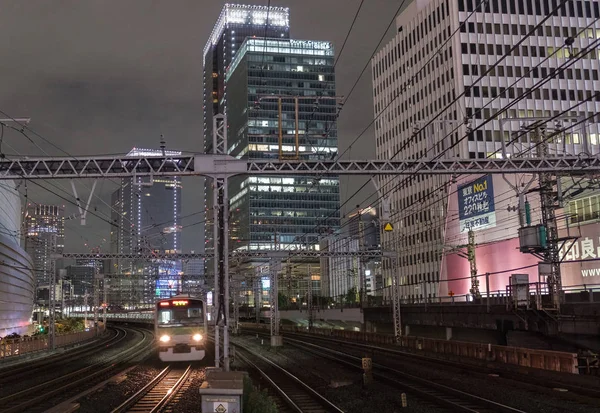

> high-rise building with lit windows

[
  {"left": 203, "top": 4, "right": 290, "bottom": 262},
  {"left": 203, "top": 4, "right": 290, "bottom": 150},
  {"left": 203, "top": 4, "right": 340, "bottom": 254},
  {"left": 24, "top": 204, "right": 65, "bottom": 293},
  {"left": 226, "top": 38, "right": 340, "bottom": 250},
  {"left": 372, "top": 0, "right": 600, "bottom": 302},
  {"left": 110, "top": 147, "right": 183, "bottom": 303}
]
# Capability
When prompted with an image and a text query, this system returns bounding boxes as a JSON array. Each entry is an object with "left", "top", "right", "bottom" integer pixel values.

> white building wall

[
  {"left": 373, "top": 0, "right": 600, "bottom": 301},
  {"left": 0, "top": 181, "right": 21, "bottom": 246}
]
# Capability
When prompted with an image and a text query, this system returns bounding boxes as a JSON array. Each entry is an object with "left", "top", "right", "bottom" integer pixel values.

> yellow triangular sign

[{"left": 384, "top": 223, "right": 393, "bottom": 231}]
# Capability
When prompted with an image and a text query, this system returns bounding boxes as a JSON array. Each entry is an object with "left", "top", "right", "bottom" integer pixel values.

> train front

[{"left": 155, "top": 297, "right": 206, "bottom": 362}]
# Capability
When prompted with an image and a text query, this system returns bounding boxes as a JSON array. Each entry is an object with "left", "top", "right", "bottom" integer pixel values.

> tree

[
  {"left": 345, "top": 287, "right": 358, "bottom": 304},
  {"left": 278, "top": 292, "right": 288, "bottom": 308}
]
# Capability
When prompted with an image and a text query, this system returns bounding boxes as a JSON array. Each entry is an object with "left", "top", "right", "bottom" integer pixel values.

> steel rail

[
  {"left": 280, "top": 330, "right": 600, "bottom": 403},
  {"left": 0, "top": 327, "right": 154, "bottom": 413},
  {"left": 0, "top": 326, "right": 124, "bottom": 384},
  {"left": 109, "top": 365, "right": 174, "bottom": 413},
  {"left": 233, "top": 342, "right": 345, "bottom": 413},
  {"left": 274, "top": 335, "right": 527, "bottom": 413}
]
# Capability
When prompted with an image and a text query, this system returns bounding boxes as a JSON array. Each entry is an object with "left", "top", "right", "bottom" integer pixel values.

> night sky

[{"left": 0, "top": 0, "right": 404, "bottom": 253}]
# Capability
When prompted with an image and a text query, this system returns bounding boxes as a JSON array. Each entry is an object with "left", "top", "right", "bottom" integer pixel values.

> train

[{"left": 154, "top": 294, "right": 207, "bottom": 362}]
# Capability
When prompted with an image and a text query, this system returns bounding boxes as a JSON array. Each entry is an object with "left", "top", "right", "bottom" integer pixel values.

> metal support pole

[
  {"left": 486, "top": 272, "right": 490, "bottom": 313},
  {"left": 213, "top": 179, "right": 220, "bottom": 368},
  {"left": 83, "top": 290, "right": 88, "bottom": 329},
  {"left": 270, "top": 259, "right": 282, "bottom": 346},
  {"left": 103, "top": 279, "right": 108, "bottom": 326},
  {"left": 468, "top": 230, "right": 480, "bottom": 298},
  {"left": 232, "top": 279, "right": 239, "bottom": 335},
  {"left": 49, "top": 235, "right": 56, "bottom": 350},
  {"left": 254, "top": 270, "right": 261, "bottom": 324},
  {"left": 222, "top": 178, "right": 230, "bottom": 371},
  {"left": 93, "top": 268, "right": 100, "bottom": 333},
  {"left": 391, "top": 258, "right": 401, "bottom": 341},
  {"left": 212, "top": 113, "right": 229, "bottom": 369},
  {"left": 307, "top": 265, "right": 313, "bottom": 331},
  {"left": 536, "top": 126, "right": 562, "bottom": 310}
]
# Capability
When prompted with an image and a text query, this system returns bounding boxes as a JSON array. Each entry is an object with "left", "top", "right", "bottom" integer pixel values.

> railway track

[
  {"left": 111, "top": 365, "right": 193, "bottom": 413},
  {"left": 0, "top": 327, "right": 153, "bottom": 413},
  {"left": 234, "top": 343, "right": 345, "bottom": 413},
  {"left": 278, "top": 336, "right": 528, "bottom": 413},
  {"left": 0, "top": 326, "right": 123, "bottom": 385},
  {"left": 272, "top": 329, "right": 600, "bottom": 403}
]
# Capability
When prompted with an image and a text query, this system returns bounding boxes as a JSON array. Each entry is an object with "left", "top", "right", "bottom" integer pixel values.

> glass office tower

[{"left": 226, "top": 38, "right": 340, "bottom": 250}]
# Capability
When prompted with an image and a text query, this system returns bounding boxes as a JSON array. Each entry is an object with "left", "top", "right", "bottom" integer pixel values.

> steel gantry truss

[
  {"left": 57, "top": 250, "right": 395, "bottom": 260},
  {"left": 0, "top": 154, "right": 600, "bottom": 179}
]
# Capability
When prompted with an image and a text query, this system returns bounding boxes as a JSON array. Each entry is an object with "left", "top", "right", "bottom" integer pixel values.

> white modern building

[
  {"left": 320, "top": 236, "right": 362, "bottom": 301},
  {"left": 372, "top": 0, "right": 600, "bottom": 300},
  {"left": 0, "top": 181, "right": 35, "bottom": 336}
]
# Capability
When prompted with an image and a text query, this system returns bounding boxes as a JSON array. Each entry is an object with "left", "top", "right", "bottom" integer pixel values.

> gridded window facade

[
  {"left": 227, "top": 38, "right": 340, "bottom": 251},
  {"left": 373, "top": 0, "right": 600, "bottom": 300}
]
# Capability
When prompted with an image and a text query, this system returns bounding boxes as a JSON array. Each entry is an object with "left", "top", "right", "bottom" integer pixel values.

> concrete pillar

[
  {"left": 405, "top": 325, "right": 410, "bottom": 336},
  {"left": 445, "top": 327, "right": 453, "bottom": 341}
]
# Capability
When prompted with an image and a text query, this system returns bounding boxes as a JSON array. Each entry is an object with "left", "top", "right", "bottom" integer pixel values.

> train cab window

[{"left": 158, "top": 304, "right": 203, "bottom": 325}]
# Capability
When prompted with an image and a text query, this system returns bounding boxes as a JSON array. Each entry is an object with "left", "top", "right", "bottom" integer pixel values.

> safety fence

[
  {"left": 0, "top": 326, "right": 105, "bottom": 360},
  {"left": 240, "top": 323, "right": 579, "bottom": 374}
]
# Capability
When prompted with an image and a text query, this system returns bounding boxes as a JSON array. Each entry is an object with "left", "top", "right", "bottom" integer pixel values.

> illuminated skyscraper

[
  {"left": 203, "top": 4, "right": 340, "bottom": 254},
  {"left": 24, "top": 204, "right": 65, "bottom": 295},
  {"left": 110, "top": 147, "right": 183, "bottom": 303}
]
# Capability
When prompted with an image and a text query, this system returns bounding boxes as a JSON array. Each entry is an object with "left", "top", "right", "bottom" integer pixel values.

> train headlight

[
  {"left": 159, "top": 334, "right": 171, "bottom": 343},
  {"left": 193, "top": 333, "right": 202, "bottom": 342}
]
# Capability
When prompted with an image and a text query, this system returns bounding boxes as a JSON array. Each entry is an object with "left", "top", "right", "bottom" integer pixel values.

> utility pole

[
  {"left": 270, "top": 259, "right": 282, "bottom": 346},
  {"left": 254, "top": 268, "right": 261, "bottom": 324},
  {"left": 103, "top": 278, "right": 108, "bottom": 326},
  {"left": 307, "top": 264, "right": 313, "bottom": 331},
  {"left": 391, "top": 257, "right": 401, "bottom": 341},
  {"left": 536, "top": 125, "right": 562, "bottom": 309},
  {"left": 358, "top": 207, "right": 366, "bottom": 309},
  {"left": 93, "top": 266, "right": 101, "bottom": 333},
  {"left": 48, "top": 233, "right": 57, "bottom": 350},
  {"left": 467, "top": 230, "right": 480, "bottom": 299},
  {"left": 211, "top": 113, "right": 230, "bottom": 370}
]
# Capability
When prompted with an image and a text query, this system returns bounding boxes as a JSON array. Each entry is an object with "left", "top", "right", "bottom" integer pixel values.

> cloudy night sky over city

[{"left": 0, "top": 0, "right": 403, "bottom": 253}]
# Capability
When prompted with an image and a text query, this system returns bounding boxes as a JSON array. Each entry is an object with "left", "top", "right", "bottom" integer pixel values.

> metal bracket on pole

[{"left": 70, "top": 179, "right": 97, "bottom": 226}]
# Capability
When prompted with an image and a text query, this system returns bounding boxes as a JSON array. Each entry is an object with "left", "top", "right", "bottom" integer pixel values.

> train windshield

[{"left": 157, "top": 301, "right": 203, "bottom": 326}]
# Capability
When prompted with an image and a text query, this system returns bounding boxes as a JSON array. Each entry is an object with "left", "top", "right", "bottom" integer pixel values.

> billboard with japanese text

[
  {"left": 458, "top": 175, "right": 496, "bottom": 233},
  {"left": 559, "top": 221, "right": 600, "bottom": 284}
]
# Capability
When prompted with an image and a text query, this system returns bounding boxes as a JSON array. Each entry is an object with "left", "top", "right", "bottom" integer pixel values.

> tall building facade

[
  {"left": 24, "top": 204, "right": 65, "bottom": 294},
  {"left": 226, "top": 37, "right": 340, "bottom": 250},
  {"left": 372, "top": 0, "right": 600, "bottom": 300},
  {"left": 203, "top": 4, "right": 290, "bottom": 266},
  {"left": 110, "top": 147, "right": 183, "bottom": 303},
  {"left": 347, "top": 207, "right": 381, "bottom": 249},
  {"left": 203, "top": 4, "right": 340, "bottom": 254},
  {"left": 203, "top": 4, "right": 290, "bottom": 151},
  {"left": 320, "top": 236, "right": 361, "bottom": 301}
]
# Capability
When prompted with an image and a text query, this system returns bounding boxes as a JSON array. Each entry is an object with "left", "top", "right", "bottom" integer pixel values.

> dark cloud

[{"left": 0, "top": 0, "right": 402, "bottom": 253}]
